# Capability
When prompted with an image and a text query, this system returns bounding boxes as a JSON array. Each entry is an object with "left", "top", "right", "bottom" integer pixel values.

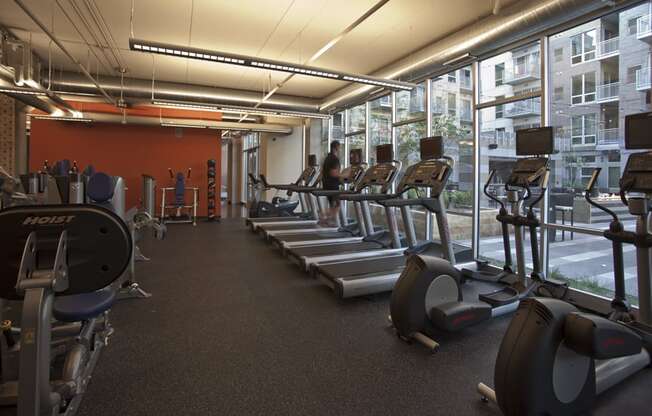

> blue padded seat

[
  {"left": 53, "top": 289, "right": 116, "bottom": 322},
  {"left": 87, "top": 172, "right": 115, "bottom": 203},
  {"left": 174, "top": 172, "right": 185, "bottom": 207}
]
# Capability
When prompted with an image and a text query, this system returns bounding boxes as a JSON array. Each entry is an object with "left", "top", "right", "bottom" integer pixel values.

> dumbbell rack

[{"left": 160, "top": 187, "right": 199, "bottom": 226}]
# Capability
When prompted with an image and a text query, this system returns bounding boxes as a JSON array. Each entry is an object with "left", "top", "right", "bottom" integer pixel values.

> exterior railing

[
  {"left": 597, "top": 128, "right": 620, "bottom": 146},
  {"left": 637, "top": 14, "right": 652, "bottom": 38},
  {"left": 504, "top": 100, "right": 541, "bottom": 117},
  {"left": 598, "top": 37, "right": 619, "bottom": 57},
  {"left": 596, "top": 82, "right": 619, "bottom": 101},
  {"left": 504, "top": 65, "right": 541, "bottom": 83},
  {"left": 636, "top": 67, "right": 651, "bottom": 90}
]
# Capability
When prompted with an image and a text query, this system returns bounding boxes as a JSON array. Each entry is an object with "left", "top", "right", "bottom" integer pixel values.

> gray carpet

[{"left": 73, "top": 219, "right": 650, "bottom": 416}]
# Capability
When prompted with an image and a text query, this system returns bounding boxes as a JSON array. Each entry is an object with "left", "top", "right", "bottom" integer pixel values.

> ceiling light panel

[{"left": 130, "top": 38, "right": 416, "bottom": 92}]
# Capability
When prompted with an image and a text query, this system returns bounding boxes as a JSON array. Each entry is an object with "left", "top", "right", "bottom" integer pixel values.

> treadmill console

[
  {"left": 621, "top": 151, "right": 652, "bottom": 193},
  {"left": 507, "top": 157, "right": 548, "bottom": 187},
  {"left": 340, "top": 164, "right": 366, "bottom": 185},
  {"left": 356, "top": 163, "right": 398, "bottom": 193},
  {"left": 296, "top": 166, "right": 317, "bottom": 185},
  {"left": 397, "top": 159, "right": 452, "bottom": 196}
]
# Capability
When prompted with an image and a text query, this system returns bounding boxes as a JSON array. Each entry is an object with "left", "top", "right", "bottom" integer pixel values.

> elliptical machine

[
  {"left": 478, "top": 111, "right": 652, "bottom": 415},
  {"left": 389, "top": 127, "right": 553, "bottom": 352}
]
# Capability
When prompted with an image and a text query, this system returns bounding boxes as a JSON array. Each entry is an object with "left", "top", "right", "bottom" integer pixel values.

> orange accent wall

[{"left": 29, "top": 119, "right": 221, "bottom": 217}]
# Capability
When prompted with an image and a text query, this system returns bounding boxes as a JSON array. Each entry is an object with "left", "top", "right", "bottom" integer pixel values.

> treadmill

[
  {"left": 247, "top": 155, "right": 319, "bottom": 231},
  {"left": 263, "top": 149, "right": 370, "bottom": 247},
  {"left": 311, "top": 137, "right": 473, "bottom": 299},
  {"left": 283, "top": 144, "right": 405, "bottom": 271}
]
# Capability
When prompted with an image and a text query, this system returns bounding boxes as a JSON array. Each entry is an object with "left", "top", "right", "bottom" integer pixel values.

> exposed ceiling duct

[
  {"left": 48, "top": 72, "right": 322, "bottom": 112},
  {"left": 320, "top": 0, "right": 619, "bottom": 111}
]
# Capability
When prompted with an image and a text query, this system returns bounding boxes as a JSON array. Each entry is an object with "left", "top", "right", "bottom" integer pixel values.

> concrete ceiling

[{"left": 0, "top": 0, "right": 521, "bottom": 102}]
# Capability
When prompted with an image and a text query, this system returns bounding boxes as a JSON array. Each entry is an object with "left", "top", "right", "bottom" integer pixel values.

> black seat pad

[{"left": 53, "top": 289, "right": 116, "bottom": 322}]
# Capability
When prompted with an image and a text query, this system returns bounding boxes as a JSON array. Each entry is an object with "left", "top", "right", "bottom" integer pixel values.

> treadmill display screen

[
  {"left": 350, "top": 149, "right": 363, "bottom": 165},
  {"left": 420, "top": 136, "right": 443, "bottom": 160},
  {"left": 376, "top": 144, "right": 393, "bottom": 164},
  {"left": 625, "top": 112, "right": 652, "bottom": 149},
  {"left": 516, "top": 127, "right": 553, "bottom": 156},
  {"left": 308, "top": 154, "right": 317, "bottom": 167}
]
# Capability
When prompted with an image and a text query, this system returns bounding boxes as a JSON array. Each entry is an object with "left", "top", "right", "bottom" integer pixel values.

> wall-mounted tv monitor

[
  {"left": 420, "top": 136, "right": 443, "bottom": 160},
  {"left": 515, "top": 127, "right": 554, "bottom": 156},
  {"left": 625, "top": 112, "right": 652, "bottom": 150},
  {"left": 350, "top": 149, "right": 363, "bottom": 165},
  {"left": 376, "top": 144, "right": 393, "bottom": 164}
]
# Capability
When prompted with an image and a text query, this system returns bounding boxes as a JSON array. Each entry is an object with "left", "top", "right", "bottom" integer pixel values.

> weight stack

[{"left": 207, "top": 159, "right": 218, "bottom": 221}]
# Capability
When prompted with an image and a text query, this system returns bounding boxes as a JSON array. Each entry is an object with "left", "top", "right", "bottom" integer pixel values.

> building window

[
  {"left": 628, "top": 17, "right": 639, "bottom": 35},
  {"left": 554, "top": 86, "right": 564, "bottom": 100},
  {"left": 571, "top": 114, "right": 596, "bottom": 145},
  {"left": 495, "top": 63, "right": 504, "bottom": 87},
  {"left": 570, "top": 29, "right": 596, "bottom": 64},
  {"left": 627, "top": 65, "right": 642, "bottom": 84},
  {"left": 447, "top": 93, "right": 457, "bottom": 116},
  {"left": 609, "top": 166, "right": 621, "bottom": 188},
  {"left": 571, "top": 72, "right": 596, "bottom": 104},
  {"left": 554, "top": 47, "right": 564, "bottom": 62},
  {"left": 448, "top": 72, "right": 457, "bottom": 83},
  {"left": 495, "top": 103, "right": 504, "bottom": 118}
]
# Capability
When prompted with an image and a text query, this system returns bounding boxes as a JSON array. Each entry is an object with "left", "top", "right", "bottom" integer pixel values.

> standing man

[{"left": 321, "top": 140, "right": 342, "bottom": 226}]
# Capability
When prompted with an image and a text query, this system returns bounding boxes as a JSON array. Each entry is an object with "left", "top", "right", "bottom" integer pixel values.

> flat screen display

[
  {"left": 516, "top": 127, "right": 554, "bottom": 156},
  {"left": 420, "top": 136, "right": 443, "bottom": 160},
  {"left": 625, "top": 112, "right": 652, "bottom": 149},
  {"left": 350, "top": 149, "right": 363, "bottom": 165},
  {"left": 376, "top": 144, "right": 393, "bottom": 164}
]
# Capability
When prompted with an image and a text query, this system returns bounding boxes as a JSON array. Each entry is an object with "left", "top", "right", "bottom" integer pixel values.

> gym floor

[{"left": 76, "top": 218, "right": 651, "bottom": 416}]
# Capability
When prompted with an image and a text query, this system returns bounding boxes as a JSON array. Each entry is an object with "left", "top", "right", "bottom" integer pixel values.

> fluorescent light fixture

[
  {"left": 442, "top": 53, "right": 476, "bottom": 67},
  {"left": 161, "top": 122, "right": 207, "bottom": 129},
  {"left": 130, "top": 38, "right": 417, "bottom": 92},
  {"left": 220, "top": 105, "right": 331, "bottom": 120},
  {"left": 152, "top": 99, "right": 329, "bottom": 120},
  {"left": 153, "top": 100, "right": 223, "bottom": 112},
  {"left": 31, "top": 115, "right": 93, "bottom": 123},
  {"left": 0, "top": 86, "right": 48, "bottom": 96}
]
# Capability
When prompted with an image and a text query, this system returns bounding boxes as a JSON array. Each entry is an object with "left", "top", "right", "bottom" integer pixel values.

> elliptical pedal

[{"left": 478, "top": 286, "right": 519, "bottom": 307}]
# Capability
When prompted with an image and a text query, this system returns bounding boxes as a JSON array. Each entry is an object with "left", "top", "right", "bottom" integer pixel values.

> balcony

[
  {"left": 459, "top": 78, "right": 472, "bottom": 92},
  {"left": 459, "top": 109, "right": 472, "bottom": 123},
  {"left": 597, "top": 128, "right": 620, "bottom": 148},
  {"left": 596, "top": 82, "right": 619, "bottom": 103},
  {"left": 504, "top": 100, "right": 541, "bottom": 118},
  {"left": 636, "top": 67, "right": 651, "bottom": 91},
  {"left": 504, "top": 65, "right": 541, "bottom": 85},
  {"left": 597, "top": 37, "right": 619, "bottom": 59},
  {"left": 637, "top": 14, "right": 652, "bottom": 43}
]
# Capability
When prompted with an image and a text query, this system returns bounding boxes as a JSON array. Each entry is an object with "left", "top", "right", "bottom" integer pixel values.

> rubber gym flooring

[{"left": 75, "top": 218, "right": 650, "bottom": 416}]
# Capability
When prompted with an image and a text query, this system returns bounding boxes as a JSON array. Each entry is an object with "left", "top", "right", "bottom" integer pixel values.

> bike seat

[{"left": 53, "top": 289, "right": 116, "bottom": 322}]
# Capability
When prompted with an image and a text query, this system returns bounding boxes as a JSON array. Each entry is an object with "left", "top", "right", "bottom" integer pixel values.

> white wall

[{"left": 263, "top": 126, "right": 303, "bottom": 199}]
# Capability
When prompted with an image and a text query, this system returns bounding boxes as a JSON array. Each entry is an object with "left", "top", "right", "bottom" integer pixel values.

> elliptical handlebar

[
  {"left": 527, "top": 169, "right": 550, "bottom": 216},
  {"left": 484, "top": 170, "right": 506, "bottom": 211},
  {"left": 585, "top": 167, "right": 620, "bottom": 224}
]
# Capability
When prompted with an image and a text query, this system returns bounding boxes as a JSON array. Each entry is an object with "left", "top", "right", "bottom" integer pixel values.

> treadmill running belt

[
  {"left": 288, "top": 241, "right": 382, "bottom": 258},
  {"left": 316, "top": 254, "right": 406, "bottom": 279},
  {"left": 273, "top": 231, "right": 355, "bottom": 243}
]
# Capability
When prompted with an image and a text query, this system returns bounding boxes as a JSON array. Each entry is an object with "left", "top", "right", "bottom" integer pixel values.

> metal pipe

[
  {"left": 49, "top": 72, "right": 321, "bottom": 111},
  {"left": 13, "top": 0, "right": 116, "bottom": 106}
]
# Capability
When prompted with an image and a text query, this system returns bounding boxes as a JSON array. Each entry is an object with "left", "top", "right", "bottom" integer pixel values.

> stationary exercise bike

[
  {"left": 0, "top": 204, "right": 132, "bottom": 416},
  {"left": 247, "top": 173, "right": 299, "bottom": 218},
  {"left": 389, "top": 127, "right": 554, "bottom": 351},
  {"left": 477, "top": 111, "right": 652, "bottom": 415}
]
